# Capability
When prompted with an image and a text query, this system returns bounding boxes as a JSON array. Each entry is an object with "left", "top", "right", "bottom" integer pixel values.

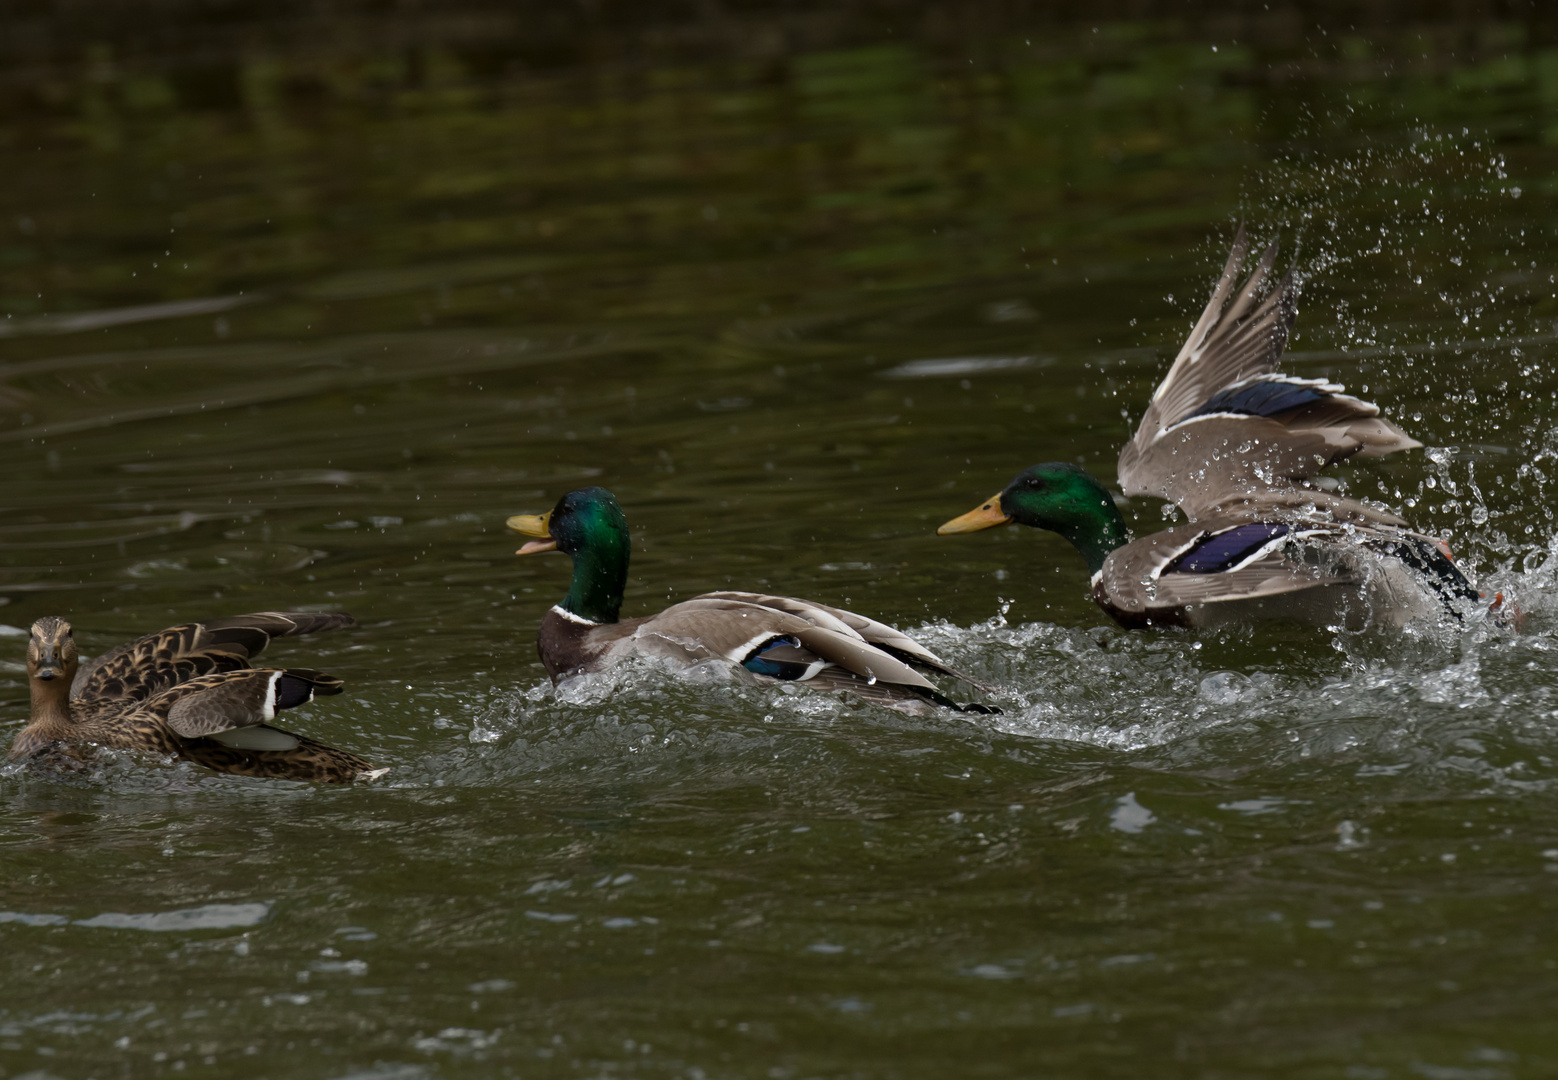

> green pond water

[{"left": 7, "top": 6, "right": 1558, "bottom": 1077}]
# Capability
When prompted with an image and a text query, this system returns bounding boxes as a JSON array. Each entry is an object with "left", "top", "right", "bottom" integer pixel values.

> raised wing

[
  {"left": 1117, "top": 227, "right": 1419, "bottom": 518},
  {"left": 72, "top": 611, "right": 354, "bottom": 704},
  {"left": 1124, "top": 226, "right": 1295, "bottom": 450}
]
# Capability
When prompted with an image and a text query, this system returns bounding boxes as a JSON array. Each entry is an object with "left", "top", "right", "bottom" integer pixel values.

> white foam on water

[{"left": 72, "top": 902, "right": 272, "bottom": 932}]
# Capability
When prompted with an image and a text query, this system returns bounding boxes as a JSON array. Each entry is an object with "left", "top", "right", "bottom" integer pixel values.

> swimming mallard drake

[
  {"left": 508, "top": 487, "right": 995, "bottom": 712},
  {"left": 939, "top": 226, "right": 1492, "bottom": 630},
  {"left": 11, "top": 611, "right": 379, "bottom": 782}
]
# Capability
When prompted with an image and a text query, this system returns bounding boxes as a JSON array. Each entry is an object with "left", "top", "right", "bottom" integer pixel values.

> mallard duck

[
  {"left": 11, "top": 611, "right": 380, "bottom": 782},
  {"left": 507, "top": 487, "right": 995, "bottom": 712},
  {"left": 939, "top": 226, "right": 1496, "bottom": 630}
]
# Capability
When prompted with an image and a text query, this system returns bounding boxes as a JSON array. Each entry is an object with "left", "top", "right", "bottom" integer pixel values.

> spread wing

[
  {"left": 1117, "top": 226, "right": 1419, "bottom": 519},
  {"left": 160, "top": 668, "right": 344, "bottom": 750},
  {"left": 72, "top": 611, "right": 354, "bottom": 704}
]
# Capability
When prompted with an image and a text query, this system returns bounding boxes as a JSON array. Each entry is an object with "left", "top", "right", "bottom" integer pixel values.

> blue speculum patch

[
  {"left": 1166, "top": 523, "right": 1291, "bottom": 574},
  {"left": 1177, "top": 377, "right": 1330, "bottom": 424},
  {"left": 741, "top": 635, "right": 806, "bottom": 679}
]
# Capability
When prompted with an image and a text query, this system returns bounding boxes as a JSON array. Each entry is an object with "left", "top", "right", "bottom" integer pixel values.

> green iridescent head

[
  {"left": 507, "top": 486, "right": 631, "bottom": 624},
  {"left": 938, "top": 462, "right": 1131, "bottom": 575}
]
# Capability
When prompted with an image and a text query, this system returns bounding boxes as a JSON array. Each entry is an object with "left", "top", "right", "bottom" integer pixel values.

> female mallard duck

[
  {"left": 939, "top": 226, "right": 1495, "bottom": 630},
  {"left": 508, "top": 487, "right": 995, "bottom": 712},
  {"left": 10, "top": 611, "right": 380, "bottom": 782}
]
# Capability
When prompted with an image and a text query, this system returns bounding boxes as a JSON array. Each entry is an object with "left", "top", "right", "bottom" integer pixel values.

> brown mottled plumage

[{"left": 11, "top": 612, "right": 379, "bottom": 783}]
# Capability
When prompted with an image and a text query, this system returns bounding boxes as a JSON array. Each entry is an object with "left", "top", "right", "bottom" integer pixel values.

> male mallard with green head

[
  {"left": 940, "top": 226, "right": 1499, "bottom": 630},
  {"left": 508, "top": 487, "right": 995, "bottom": 712},
  {"left": 11, "top": 611, "right": 380, "bottom": 782}
]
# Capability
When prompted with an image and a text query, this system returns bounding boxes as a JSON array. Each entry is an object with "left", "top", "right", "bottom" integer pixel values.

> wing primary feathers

[
  {"left": 1124, "top": 229, "right": 1299, "bottom": 469},
  {"left": 872, "top": 643, "right": 996, "bottom": 694},
  {"left": 1118, "top": 228, "right": 1417, "bottom": 520},
  {"left": 1159, "top": 223, "right": 1250, "bottom": 393}
]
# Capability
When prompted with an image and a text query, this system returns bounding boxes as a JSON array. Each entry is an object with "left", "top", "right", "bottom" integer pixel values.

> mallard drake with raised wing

[
  {"left": 939, "top": 226, "right": 1499, "bottom": 630},
  {"left": 508, "top": 487, "right": 995, "bottom": 712},
  {"left": 11, "top": 611, "right": 379, "bottom": 782}
]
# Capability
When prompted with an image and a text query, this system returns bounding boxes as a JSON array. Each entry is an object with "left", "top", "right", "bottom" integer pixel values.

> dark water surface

[{"left": 6, "top": 5, "right": 1558, "bottom": 1077}]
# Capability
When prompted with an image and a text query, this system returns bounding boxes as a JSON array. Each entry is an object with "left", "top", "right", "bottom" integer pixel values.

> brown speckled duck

[
  {"left": 10, "top": 611, "right": 380, "bottom": 783},
  {"left": 940, "top": 226, "right": 1502, "bottom": 630},
  {"left": 507, "top": 487, "right": 995, "bottom": 713}
]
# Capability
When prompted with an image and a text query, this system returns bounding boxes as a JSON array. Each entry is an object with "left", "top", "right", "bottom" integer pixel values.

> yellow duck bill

[
  {"left": 937, "top": 494, "right": 1012, "bottom": 534},
  {"left": 506, "top": 512, "right": 558, "bottom": 555}
]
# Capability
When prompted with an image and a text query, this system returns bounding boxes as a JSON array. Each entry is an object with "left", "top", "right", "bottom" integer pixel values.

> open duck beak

[
  {"left": 506, "top": 512, "right": 558, "bottom": 555},
  {"left": 937, "top": 493, "right": 1012, "bottom": 534}
]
